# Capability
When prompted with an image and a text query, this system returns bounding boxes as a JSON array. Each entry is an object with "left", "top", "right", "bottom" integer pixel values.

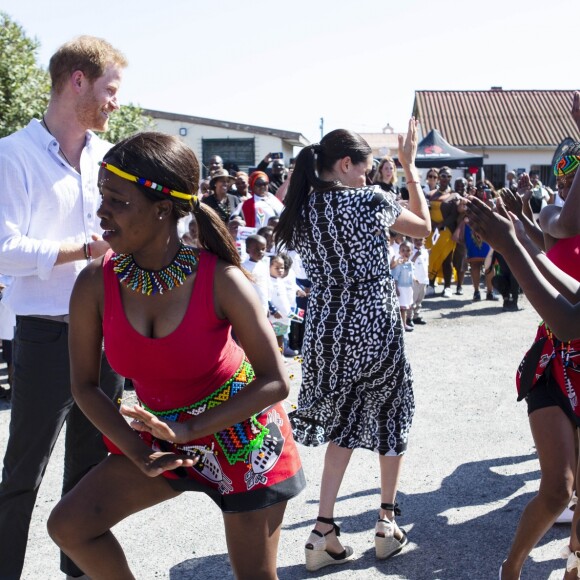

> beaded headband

[
  {"left": 99, "top": 161, "right": 196, "bottom": 201},
  {"left": 554, "top": 154, "right": 580, "bottom": 177}
]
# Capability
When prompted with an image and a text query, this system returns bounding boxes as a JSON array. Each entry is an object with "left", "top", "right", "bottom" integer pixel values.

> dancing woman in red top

[
  {"left": 469, "top": 141, "right": 580, "bottom": 580},
  {"left": 47, "top": 132, "right": 304, "bottom": 579}
]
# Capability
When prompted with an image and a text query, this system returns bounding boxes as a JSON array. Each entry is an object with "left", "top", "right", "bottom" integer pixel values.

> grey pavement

[{"left": 0, "top": 288, "right": 570, "bottom": 579}]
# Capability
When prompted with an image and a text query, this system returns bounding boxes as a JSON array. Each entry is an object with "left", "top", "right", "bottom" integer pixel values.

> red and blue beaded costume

[
  {"left": 102, "top": 250, "right": 305, "bottom": 511},
  {"left": 516, "top": 235, "right": 580, "bottom": 420}
]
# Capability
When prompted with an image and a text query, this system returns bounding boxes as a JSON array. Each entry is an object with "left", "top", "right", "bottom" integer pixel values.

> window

[
  {"left": 530, "top": 165, "right": 553, "bottom": 190},
  {"left": 481, "top": 164, "right": 506, "bottom": 190},
  {"left": 202, "top": 138, "right": 255, "bottom": 177}
]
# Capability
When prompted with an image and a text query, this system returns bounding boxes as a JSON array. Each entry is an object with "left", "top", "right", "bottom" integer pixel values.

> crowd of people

[{"left": 1, "top": 31, "right": 580, "bottom": 580}]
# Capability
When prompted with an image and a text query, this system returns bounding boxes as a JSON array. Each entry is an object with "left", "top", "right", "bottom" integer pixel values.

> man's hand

[{"left": 88, "top": 234, "right": 110, "bottom": 259}]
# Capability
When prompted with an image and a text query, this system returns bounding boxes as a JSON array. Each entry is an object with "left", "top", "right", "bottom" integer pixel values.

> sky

[{"left": 2, "top": 0, "right": 579, "bottom": 144}]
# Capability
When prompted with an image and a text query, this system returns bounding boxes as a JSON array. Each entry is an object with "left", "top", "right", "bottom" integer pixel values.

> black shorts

[{"left": 526, "top": 372, "right": 580, "bottom": 427}]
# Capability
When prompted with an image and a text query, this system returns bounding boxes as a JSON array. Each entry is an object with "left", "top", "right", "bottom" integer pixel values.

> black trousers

[{"left": 0, "top": 316, "right": 124, "bottom": 579}]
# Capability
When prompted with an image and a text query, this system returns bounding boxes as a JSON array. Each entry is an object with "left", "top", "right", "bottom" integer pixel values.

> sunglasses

[
  {"left": 427, "top": 174, "right": 437, "bottom": 178},
  {"left": 254, "top": 180, "right": 269, "bottom": 186}
]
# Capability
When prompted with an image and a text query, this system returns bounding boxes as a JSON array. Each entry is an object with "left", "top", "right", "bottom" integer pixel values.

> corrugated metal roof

[{"left": 413, "top": 90, "right": 580, "bottom": 148}]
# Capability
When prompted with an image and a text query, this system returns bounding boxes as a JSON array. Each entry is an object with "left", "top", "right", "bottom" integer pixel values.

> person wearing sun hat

[
  {"left": 201, "top": 168, "right": 240, "bottom": 223},
  {"left": 236, "top": 170, "right": 284, "bottom": 228}
]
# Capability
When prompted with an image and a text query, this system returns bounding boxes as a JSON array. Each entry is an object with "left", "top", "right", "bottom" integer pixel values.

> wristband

[{"left": 83, "top": 242, "right": 92, "bottom": 260}]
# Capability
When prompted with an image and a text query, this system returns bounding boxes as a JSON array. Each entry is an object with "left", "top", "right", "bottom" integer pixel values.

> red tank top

[
  {"left": 103, "top": 250, "right": 244, "bottom": 411},
  {"left": 546, "top": 234, "right": 580, "bottom": 281}
]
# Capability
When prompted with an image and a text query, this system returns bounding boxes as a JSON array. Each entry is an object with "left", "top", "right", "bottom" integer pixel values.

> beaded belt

[{"left": 140, "top": 359, "right": 269, "bottom": 465}]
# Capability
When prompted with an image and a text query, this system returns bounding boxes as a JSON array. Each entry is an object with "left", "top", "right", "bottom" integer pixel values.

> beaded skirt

[{"left": 106, "top": 359, "right": 305, "bottom": 512}]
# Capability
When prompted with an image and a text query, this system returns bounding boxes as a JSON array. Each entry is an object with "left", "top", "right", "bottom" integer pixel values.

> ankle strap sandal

[
  {"left": 305, "top": 516, "right": 355, "bottom": 572},
  {"left": 376, "top": 504, "right": 408, "bottom": 560},
  {"left": 314, "top": 516, "right": 341, "bottom": 536},
  {"left": 380, "top": 502, "right": 402, "bottom": 517}
]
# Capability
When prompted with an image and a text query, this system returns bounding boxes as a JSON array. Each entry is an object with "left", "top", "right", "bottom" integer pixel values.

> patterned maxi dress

[{"left": 289, "top": 185, "right": 415, "bottom": 455}]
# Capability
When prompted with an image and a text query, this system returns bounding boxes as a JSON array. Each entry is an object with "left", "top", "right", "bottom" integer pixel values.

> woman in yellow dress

[{"left": 425, "top": 167, "right": 461, "bottom": 297}]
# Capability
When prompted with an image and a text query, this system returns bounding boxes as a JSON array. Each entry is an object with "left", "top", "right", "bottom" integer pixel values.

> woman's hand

[
  {"left": 121, "top": 404, "right": 193, "bottom": 444},
  {"left": 499, "top": 201, "right": 528, "bottom": 243},
  {"left": 138, "top": 451, "right": 198, "bottom": 478},
  {"left": 500, "top": 187, "right": 524, "bottom": 218},
  {"left": 516, "top": 173, "right": 533, "bottom": 201},
  {"left": 466, "top": 196, "right": 517, "bottom": 254},
  {"left": 398, "top": 118, "right": 419, "bottom": 168}
]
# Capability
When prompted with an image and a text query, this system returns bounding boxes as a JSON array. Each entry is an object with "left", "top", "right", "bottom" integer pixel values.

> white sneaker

[
  {"left": 425, "top": 285, "right": 435, "bottom": 297},
  {"left": 442, "top": 287, "right": 452, "bottom": 298}
]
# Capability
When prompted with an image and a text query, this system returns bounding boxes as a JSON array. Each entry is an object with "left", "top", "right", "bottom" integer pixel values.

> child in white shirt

[
  {"left": 241, "top": 235, "right": 269, "bottom": 316},
  {"left": 391, "top": 240, "right": 415, "bottom": 332},
  {"left": 268, "top": 253, "right": 297, "bottom": 353},
  {"left": 410, "top": 237, "right": 429, "bottom": 326}
]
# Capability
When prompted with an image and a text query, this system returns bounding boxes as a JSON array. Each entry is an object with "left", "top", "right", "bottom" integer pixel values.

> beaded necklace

[{"left": 112, "top": 243, "right": 198, "bottom": 295}]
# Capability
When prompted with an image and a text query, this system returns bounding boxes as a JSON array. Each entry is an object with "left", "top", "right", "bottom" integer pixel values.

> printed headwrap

[{"left": 554, "top": 154, "right": 580, "bottom": 176}]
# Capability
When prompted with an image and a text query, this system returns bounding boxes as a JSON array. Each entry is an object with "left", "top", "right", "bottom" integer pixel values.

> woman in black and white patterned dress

[{"left": 276, "top": 119, "right": 430, "bottom": 572}]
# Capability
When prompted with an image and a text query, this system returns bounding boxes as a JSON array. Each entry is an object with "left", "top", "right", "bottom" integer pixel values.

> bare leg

[
  {"left": 223, "top": 501, "right": 286, "bottom": 580},
  {"left": 485, "top": 268, "right": 495, "bottom": 294},
  {"left": 501, "top": 407, "right": 575, "bottom": 580},
  {"left": 311, "top": 442, "right": 353, "bottom": 553},
  {"left": 379, "top": 454, "right": 404, "bottom": 517},
  {"left": 48, "top": 455, "right": 181, "bottom": 580},
  {"left": 471, "top": 262, "right": 482, "bottom": 291},
  {"left": 378, "top": 454, "right": 406, "bottom": 540},
  {"left": 400, "top": 308, "right": 407, "bottom": 327},
  {"left": 442, "top": 253, "right": 453, "bottom": 288},
  {"left": 564, "top": 441, "right": 580, "bottom": 579},
  {"left": 453, "top": 244, "right": 466, "bottom": 289}
]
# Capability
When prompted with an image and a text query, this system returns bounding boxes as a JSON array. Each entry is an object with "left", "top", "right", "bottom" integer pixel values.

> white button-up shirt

[{"left": 0, "top": 119, "right": 111, "bottom": 315}]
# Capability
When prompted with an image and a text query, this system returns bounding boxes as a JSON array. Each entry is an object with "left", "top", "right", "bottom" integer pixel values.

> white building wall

[
  {"left": 483, "top": 149, "right": 555, "bottom": 173},
  {"left": 149, "top": 118, "right": 294, "bottom": 169}
]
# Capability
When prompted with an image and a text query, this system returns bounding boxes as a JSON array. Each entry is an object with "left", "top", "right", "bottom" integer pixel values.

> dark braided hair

[
  {"left": 275, "top": 129, "right": 371, "bottom": 249},
  {"left": 104, "top": 132, "right": 243, "bottom": 269}
]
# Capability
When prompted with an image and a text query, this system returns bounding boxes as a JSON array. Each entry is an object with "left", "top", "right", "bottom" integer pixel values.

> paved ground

[{"left": 0, "top": 287, "right": 572, "bottom": 579}]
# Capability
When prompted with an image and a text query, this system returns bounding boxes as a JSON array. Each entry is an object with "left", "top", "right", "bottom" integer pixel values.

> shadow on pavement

[
  {"left": 279, "top": 453, "right": 568, "bottom": 579},
  {"left": 170, "top": 553, "right": 233, "bottom": 580}
]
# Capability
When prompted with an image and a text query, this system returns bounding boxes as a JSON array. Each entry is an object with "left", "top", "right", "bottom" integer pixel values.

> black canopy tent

[{"left": 400, "top": 128, "right": 484, "bottom": 169}]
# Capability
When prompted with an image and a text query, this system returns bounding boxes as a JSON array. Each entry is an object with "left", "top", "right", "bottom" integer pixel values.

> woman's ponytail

[{"left": 194, "top": 204, "right": 248, "bottom": 275}]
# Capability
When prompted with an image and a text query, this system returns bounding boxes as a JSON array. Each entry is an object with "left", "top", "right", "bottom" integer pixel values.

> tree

[
  {"left": 102, "top": 104, "right": 153, "bottom": 144},
  {"left": 0, "top": 12, "right": 50, "bottom": 138}
]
